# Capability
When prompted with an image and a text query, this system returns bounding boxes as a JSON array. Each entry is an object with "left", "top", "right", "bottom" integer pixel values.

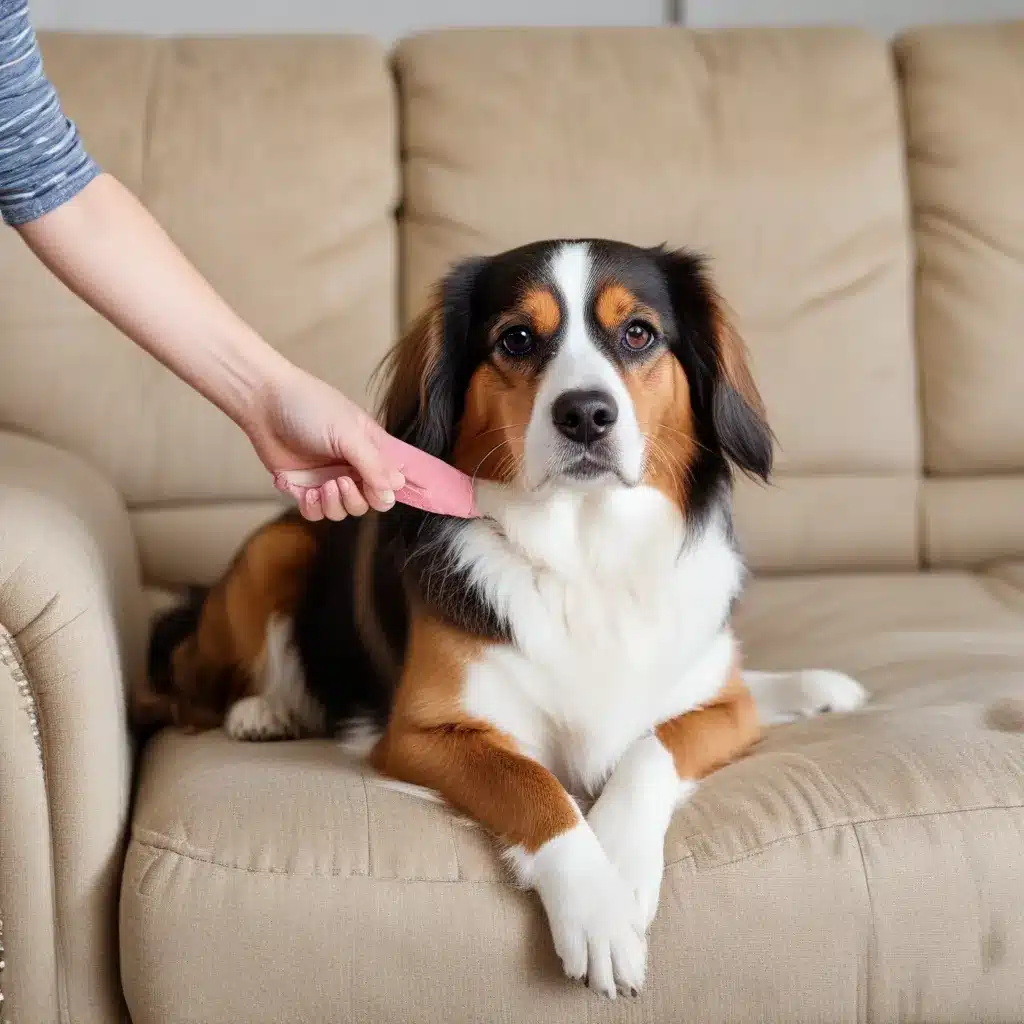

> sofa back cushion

[
  {"left": 0, "top": 34, "right": 397, "bottom": 508},
  {"left": 898, "top": 24, "right": 1024, "bottom": 567},
  {"left": 397, "top": 27, "right": 920, "bottom": 572}
]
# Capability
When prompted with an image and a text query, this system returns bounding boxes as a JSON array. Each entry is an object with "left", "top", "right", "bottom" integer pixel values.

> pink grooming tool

[{"left": 274, "top": 433, "right": 481, "bottom": 519}]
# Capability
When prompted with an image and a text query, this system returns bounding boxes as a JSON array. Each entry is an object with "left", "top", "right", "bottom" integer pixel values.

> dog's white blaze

[
  {"left": 460, "top": 483, "right": 744, "bottom": 795},
  {"left": 522, "top": 242, "right": 646, "bottom": 489}
]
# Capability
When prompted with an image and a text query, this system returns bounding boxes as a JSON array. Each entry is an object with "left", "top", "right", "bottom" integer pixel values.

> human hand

[{"left": 244, "top": 363, "right": 406, "bottom": 521}]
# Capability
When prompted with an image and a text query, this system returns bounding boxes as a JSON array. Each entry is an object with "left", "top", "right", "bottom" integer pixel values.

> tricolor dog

[{"left": 144, "top": 239, "right": 866, "bottom": 998}]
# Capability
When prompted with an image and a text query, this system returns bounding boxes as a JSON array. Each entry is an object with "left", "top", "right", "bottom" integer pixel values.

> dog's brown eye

[
  {"left": 499, "top": 326, "right": 535, "bottom": 358},
  {"left": 623, "top": 321, "right": 655, "bottom": 352}
]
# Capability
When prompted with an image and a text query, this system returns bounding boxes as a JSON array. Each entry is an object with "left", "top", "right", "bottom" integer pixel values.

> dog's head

[{"left": 377, "top": 239, "right": 771, "bottom": 519}]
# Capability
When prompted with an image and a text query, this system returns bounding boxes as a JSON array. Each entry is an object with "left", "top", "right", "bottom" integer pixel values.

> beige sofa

[{"left": 2, "top": 21, "right": 1023, "bottom": 1024}]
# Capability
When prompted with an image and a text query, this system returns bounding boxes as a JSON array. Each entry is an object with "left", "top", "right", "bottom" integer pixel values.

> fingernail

[
  {"left": 379, "top": 489, "right": 395, "bottom": 507},
  {"left": 390, "top": 471, "right": 406, "bottom": 490}
]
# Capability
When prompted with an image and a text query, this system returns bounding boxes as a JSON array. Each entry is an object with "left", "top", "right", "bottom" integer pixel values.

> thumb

[{"left": 335, "top": 418, "right": 406, "bottom": 493}]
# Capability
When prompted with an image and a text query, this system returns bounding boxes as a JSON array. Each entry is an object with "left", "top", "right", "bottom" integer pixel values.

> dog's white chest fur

[{"left": 455, "top": 485, "right": 744, "bottom": 795}]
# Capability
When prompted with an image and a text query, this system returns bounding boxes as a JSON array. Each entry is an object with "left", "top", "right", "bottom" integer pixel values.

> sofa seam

[
  {"left": 138, "top": 38, "right": 165, "bottom": 206},
  {"left": 0, "top": 624, "right": 42, "bottom": 763},
  {"left": 666, "top": 800, "right": 1024, "bottom": 873},
  {"left": 361, "top": 773, "right": 373, "bottom": 878},
  {"left": 0, "top": 626, "right": 47, "bottom": 1024},
  {"left": 131, "top": 802, "right": 1024, "bottom": 884},
  {"left": 973, "top": 574, "right": 1024, "bottom": 618},
  {"left": 448, "top": 815, "right": 464, "bottom": 882},
  {"left": 889, "top": 29, "right": 927, "bottom": 574},
  {"left": 130, "top": 824, "right": 689, "bottom": 885},
  {"left": 130, "top": 828, "right": 506, "bottom": 885},
  {"left": 131, "top": 827, "right": 371, "bottom": 879},
  {"left": 0, "top": 624, "right": 70, "bottom": 1022},
  {"left": 851, "top": 822, "right": 876, "bottom": 1024},
  {"left": 19, "top": 607, "right": 88, "bottom": 660}
]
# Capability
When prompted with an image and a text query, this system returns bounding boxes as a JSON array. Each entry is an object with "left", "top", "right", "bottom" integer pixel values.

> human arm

[
  {"left": 1, "top": 0, "right": 404, "bottom": 519},
  {"left": 16, "top": 174, "right": 406, "bottom": 518}
]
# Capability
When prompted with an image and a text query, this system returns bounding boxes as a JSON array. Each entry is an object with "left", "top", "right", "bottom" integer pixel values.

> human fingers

[
  {"left": 320, "top": 478, "right": 349, "bottom": 521},
  {"left": 339, "top": 476, "right": 370, "bottom": 517}
]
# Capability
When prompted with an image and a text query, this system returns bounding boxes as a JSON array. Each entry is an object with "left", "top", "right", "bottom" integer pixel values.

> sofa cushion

[
  {"left": 0, "top": 35, "right": 397, "bottom": 507},
  {"left": 130, "top": 501, "right": 286, "bottom": 587},
  {"left": 397, "top": 27, "right": 919, "bottom": 572},
  {"left": 121, "top": 572, "right": 1024, "bottom": 1024},
  {"left": 922, "top": 477, "right": 1024, "bottom": 570},
  {"left": 898, "top": 24, "right": 1024, "bottom": 569},
  {"left": 898, "top": 23, "right": 1024, "bottom": 476}
]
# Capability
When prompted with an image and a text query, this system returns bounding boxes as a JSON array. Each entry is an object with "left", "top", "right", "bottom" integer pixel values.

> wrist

[{"left": 206, "top": 324, "right": 294, "bottom": 435}]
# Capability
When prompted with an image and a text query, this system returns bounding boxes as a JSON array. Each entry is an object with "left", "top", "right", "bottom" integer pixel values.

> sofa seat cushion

[{"left": 121, "top": 572, "right": 1024, "bottom": 1024}]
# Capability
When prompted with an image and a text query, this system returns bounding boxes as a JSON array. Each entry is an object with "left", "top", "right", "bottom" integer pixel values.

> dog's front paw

[
  {"left": 585, "top": 741, "right": 690, "bottom": 930},
  {"left": 590, "top": 816, "right": 665, "bottom": 930},
  {"left": 527, "top": 825, "right": 648, "bottom": 998}
]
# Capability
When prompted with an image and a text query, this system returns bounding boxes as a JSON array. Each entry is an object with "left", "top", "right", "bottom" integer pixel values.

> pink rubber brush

[{"left": 273, "top": 433, "right": 481, "bottom": 519}]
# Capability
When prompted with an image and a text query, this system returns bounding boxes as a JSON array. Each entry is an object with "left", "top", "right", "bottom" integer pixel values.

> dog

[{"left": 142, "top": 238, "right": 867, "bottom": 998}]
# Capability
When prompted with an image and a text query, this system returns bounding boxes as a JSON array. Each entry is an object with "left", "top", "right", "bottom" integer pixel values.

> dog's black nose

[{"left": 551, "top": 389, "right": 619, "bottom": 445}]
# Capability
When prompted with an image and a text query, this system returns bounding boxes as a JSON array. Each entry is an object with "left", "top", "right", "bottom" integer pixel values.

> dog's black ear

[
  {"left": 658, "top": 248, "right": 773, "bottom": 481},
  {"left": 706, "top": 293, "right": 773, "bottom": 481},
  {"left": 374, "top": 257, "right": 485, "bottom": 460}
]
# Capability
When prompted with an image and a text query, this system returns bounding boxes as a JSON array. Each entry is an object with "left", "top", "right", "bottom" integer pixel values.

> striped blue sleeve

[{"left": 0, "top": 0, "right": 100, "bottom": 226}]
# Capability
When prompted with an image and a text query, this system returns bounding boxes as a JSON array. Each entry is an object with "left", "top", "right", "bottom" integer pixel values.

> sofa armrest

[{"left": 0, "top": 432, "right": 144, "bottom": 1024}]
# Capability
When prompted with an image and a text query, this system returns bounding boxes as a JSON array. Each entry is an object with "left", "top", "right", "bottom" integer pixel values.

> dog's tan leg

[
  {"left": 653, "top": 670, "right": 761, "bottom": 779},
  {"left": 375, "top": 722, "right": 648, "bottom": 997},
  {"left": 372, "top": 613, "right": 648, "bottom": 998}
]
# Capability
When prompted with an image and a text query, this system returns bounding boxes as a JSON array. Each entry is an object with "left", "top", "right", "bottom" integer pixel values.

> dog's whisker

[
  {"left": 471, "top": 437, "right": 525, "bottom": 485},
  {"left": 641, "top": 435, "right": 691, "bottom": 494},
  {"left": 467, "top": 424, "right": 529, "bottom": 440},
  {"left": 653, "top": 423, "right": 715, "bottom": 459}
]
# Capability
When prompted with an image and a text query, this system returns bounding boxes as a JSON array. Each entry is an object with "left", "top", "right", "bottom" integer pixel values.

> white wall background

[{"left": 28, "top": 0, "right": 1024, "bottom": 39}]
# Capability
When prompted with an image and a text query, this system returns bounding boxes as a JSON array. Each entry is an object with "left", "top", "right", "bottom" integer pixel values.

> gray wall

[
  {"left": 28, "top": 0, "right": 1024, "bottom": 38},
  {"left": 687, "top": 0, "right": 1024, "bottom": 36},
  {"left": 29, "top": 0, "right": 665, "bottom": 39}
]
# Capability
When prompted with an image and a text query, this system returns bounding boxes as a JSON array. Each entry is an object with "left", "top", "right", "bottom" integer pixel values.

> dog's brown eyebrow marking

[
  {"left": 520, "top": 287, "right": 561, "bottom": 336},
  {"left": 594, "top": 281, "right": 662, "bottom": 334}
]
